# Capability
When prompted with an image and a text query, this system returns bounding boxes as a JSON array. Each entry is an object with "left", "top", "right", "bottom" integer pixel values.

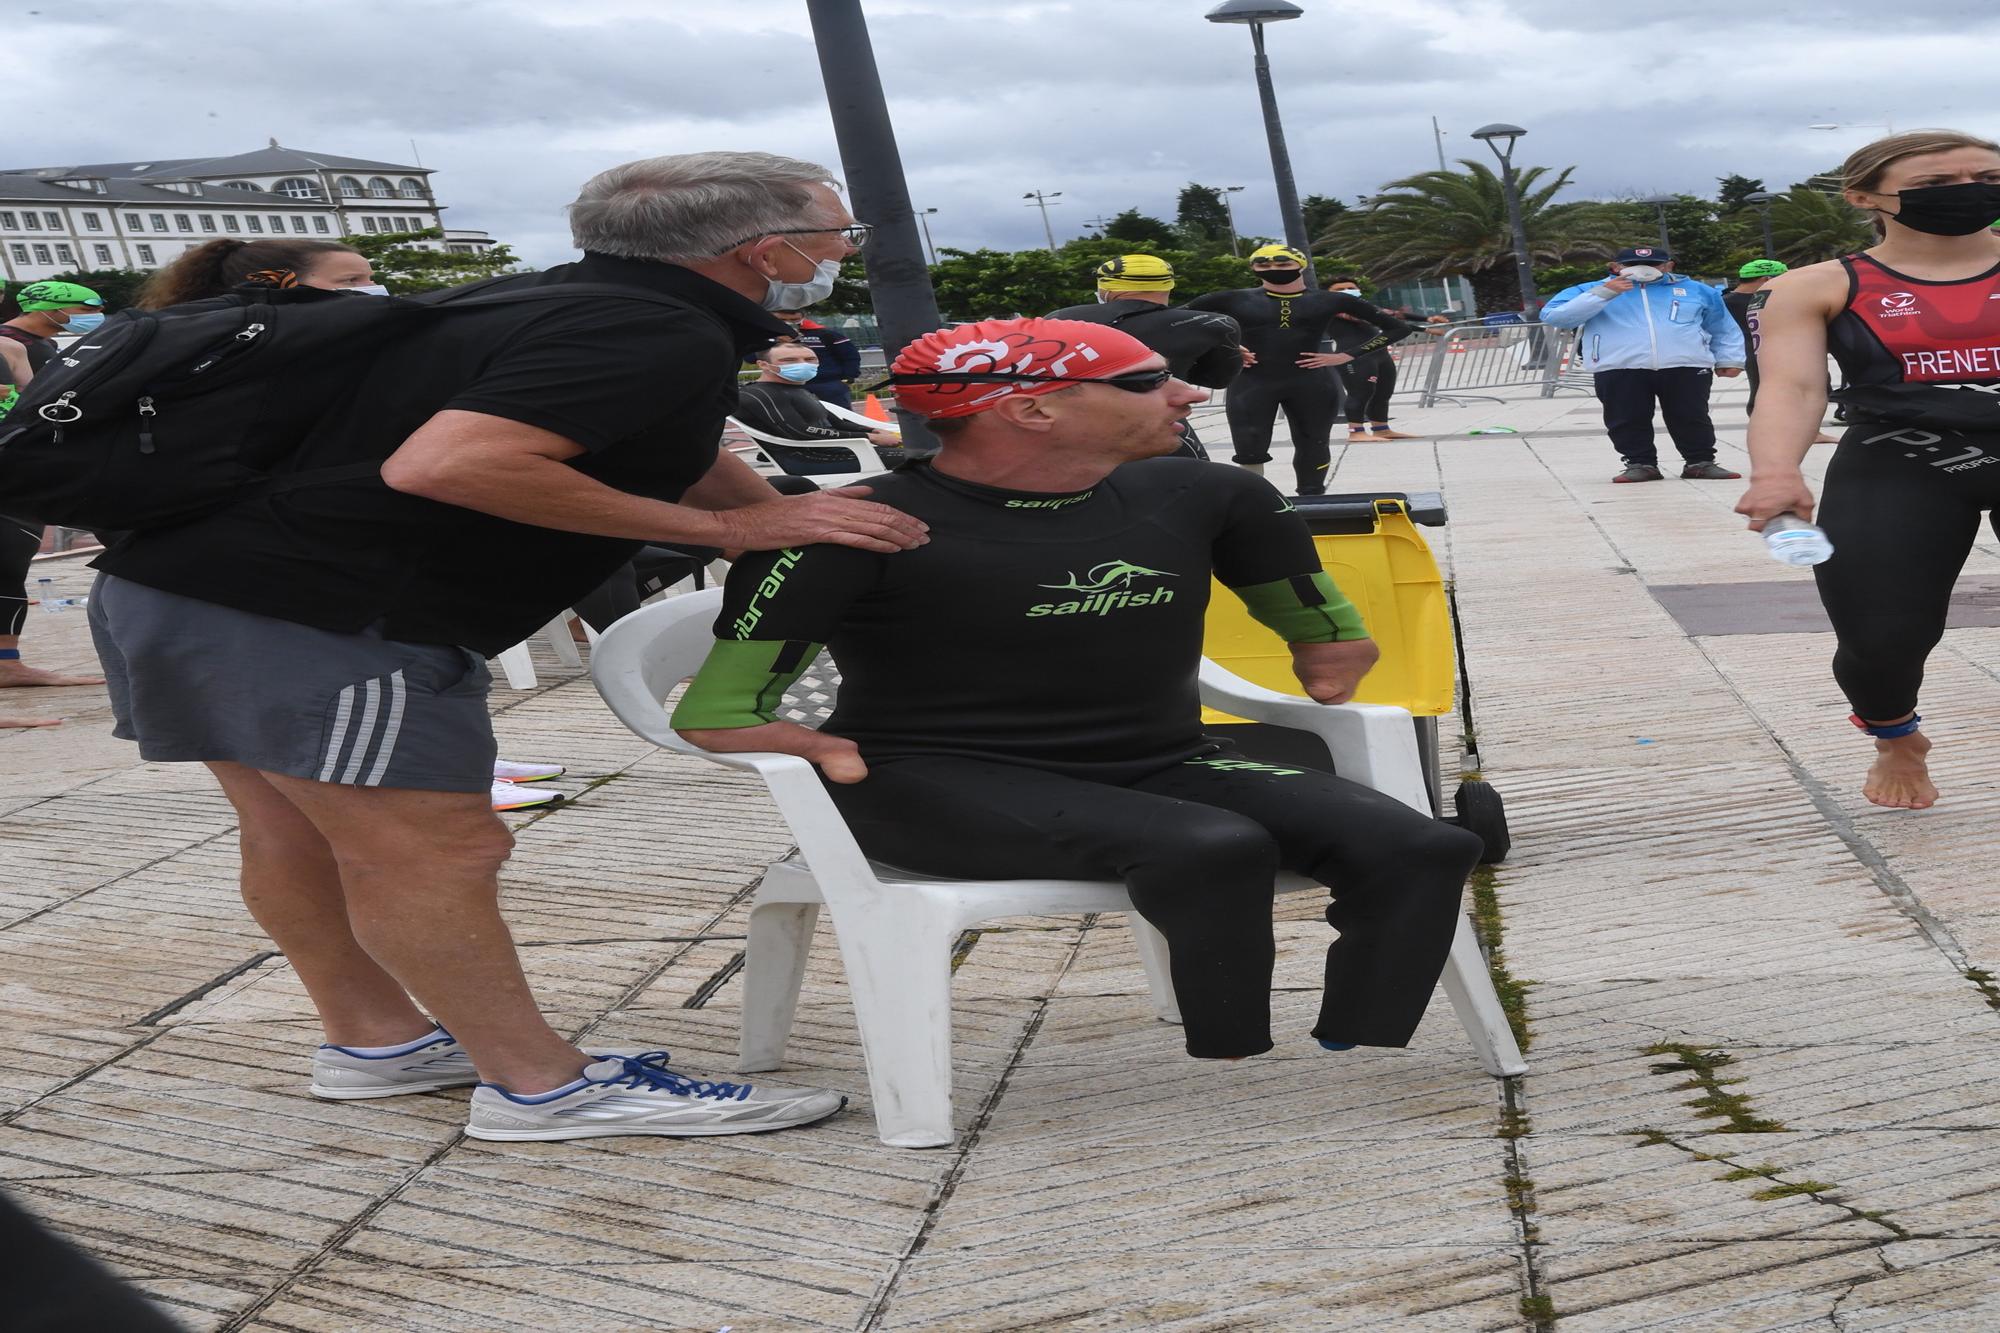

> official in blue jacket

[{"left": 1541, "top": 246, "right": 1748, "bottom": 483}]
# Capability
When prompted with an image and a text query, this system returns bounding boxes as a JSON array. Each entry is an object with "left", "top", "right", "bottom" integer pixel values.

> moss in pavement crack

[
  {"left": 1469, "top": 865, "right": 1535, "bottom": 1053},
  {"left": 1964, "top": 967, "right": 2000, "bottom": 1012},
  {"left": 1642, "top": 1042, "right": 1787, "bottom": 1133},
  {"left": 1632, "top": 1130, "right": 1911, "bottom": 1239}
]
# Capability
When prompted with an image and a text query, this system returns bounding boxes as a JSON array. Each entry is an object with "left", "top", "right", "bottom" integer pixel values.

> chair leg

[
  {"left": 491, "top": 642, "right": 537, "bottom": 690},
  {"left": 1440, "top": 913, "right": 1528, "bottom": 1077},
  {"left": 1129, "top": 915, "right": 1183, "bottom": 1025},
  {"left": 829, "top": 905, "right": 960, "bottom": 1149},
  {"left": 738, "top": 901, "right": 820, "bottom": 1072},
  {"left": 543, "top": 614, "right": 584, "bottom": 669}
]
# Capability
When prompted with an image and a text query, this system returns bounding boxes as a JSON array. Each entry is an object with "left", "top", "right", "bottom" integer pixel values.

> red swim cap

[{"left": 888, "top": 317, "right": 1159, "bottom": 420}]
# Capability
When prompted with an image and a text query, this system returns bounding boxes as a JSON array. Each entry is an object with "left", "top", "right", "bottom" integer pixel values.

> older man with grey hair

[{"left": 87, "top": 151, "right": 927, "bottom": 1142}]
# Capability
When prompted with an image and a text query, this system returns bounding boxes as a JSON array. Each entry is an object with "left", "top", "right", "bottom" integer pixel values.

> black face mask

[
  {"left": 1884, "top": 181, "right": 2000, "bottom": 236},
  {"left": 1256, "top": 268, "right": 1304, "bottom": 284}
]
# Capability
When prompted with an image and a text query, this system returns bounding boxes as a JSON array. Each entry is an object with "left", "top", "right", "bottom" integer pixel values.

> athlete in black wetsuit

[
  {"left": 1324, "top": 278, "right": 1421, "bottom": 439},
  {"left": 734, "top": 343, "right": 903, "bottom": 476},
  {"left": 1047, "top": 254, "right": 1243, "bottom": 460},
  {"left": 674, "top": 316, "right": 1481, "bottom": 1059},
  {"left": 1185, "top": 246, "right": 1416, "bottom": 493}
]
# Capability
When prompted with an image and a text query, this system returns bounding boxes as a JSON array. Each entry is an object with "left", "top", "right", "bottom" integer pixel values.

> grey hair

[{"left": 567, "top": 151, "right": 842, "bottom": 264}]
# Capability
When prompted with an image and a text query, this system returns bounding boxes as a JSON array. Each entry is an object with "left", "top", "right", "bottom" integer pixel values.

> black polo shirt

[{"left": 96, "top": 254, "right": 788, "bottom": 655}]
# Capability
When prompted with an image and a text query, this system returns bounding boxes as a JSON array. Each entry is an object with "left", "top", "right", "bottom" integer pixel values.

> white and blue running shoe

[
  {"left": 466, "top": 1052, "right": 845, "bottom": 1141},
  {"left": 311, "top": 1027, "right": 475, "bottom": 1100}
]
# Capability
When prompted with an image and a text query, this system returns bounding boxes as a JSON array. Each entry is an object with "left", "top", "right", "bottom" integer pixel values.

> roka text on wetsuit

[{"left": 673, "top": 457, "right": 1481, "bottom": 1058}]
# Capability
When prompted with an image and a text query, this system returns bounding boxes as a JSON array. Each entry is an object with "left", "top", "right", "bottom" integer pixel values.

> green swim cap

[
  {"left": 1737, "top": 259, "right": 1788, "bottom": 279},
  {"left": 15, "top": 280, "right": 104, "bottom": 312}
]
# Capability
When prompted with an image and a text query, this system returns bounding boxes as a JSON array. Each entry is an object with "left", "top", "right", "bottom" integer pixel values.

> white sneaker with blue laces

[
  {"left": 465, "top": 1052, "right": 846, "bottom": 1140},
  {"left": 311, "top": 1027, "right": 475, "bottom": 1100}
]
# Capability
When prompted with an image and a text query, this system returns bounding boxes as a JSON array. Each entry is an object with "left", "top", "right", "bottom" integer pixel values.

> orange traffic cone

[{"left": 861, "top": 392, "right": 891, "bottom": 423}]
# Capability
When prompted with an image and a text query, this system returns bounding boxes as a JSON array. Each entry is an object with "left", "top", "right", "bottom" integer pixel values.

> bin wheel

[{"left": 1449, "top": 778, "right": 1511, "bottom": 864}]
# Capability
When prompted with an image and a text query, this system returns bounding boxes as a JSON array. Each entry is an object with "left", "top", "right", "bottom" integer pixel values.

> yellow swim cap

[
  {"left": 1095, "top": 254, "right": 1176, "bottom": 292},
  {"left": 1248, "top": 243, "right": 1306, "bottom": 265}
]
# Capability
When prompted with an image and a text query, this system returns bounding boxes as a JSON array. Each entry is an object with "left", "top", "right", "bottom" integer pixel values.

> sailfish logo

[{"left": 1027, "top": 560, "right": 1179, "bottom": 618}]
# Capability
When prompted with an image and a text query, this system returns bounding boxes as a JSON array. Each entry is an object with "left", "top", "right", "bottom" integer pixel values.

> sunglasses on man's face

[{"left": 891, "top": 369, "right": 1175, "bottom": 394}]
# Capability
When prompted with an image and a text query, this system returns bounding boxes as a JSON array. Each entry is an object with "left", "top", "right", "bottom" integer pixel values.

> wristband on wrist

[{"left": 1851, "top": 712, "right": 1921, "bottom": 739}]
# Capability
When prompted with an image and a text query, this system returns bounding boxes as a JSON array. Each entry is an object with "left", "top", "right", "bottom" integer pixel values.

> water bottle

[
  {"left": 1763, "top": 513, "right": 1834, "bottom": 567},
  {"left": 35, "top": 576, "right": 63, "bottom": 613}
]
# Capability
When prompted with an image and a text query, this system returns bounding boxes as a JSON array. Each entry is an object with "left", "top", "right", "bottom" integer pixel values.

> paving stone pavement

[{"left": 6, "top": 376, "right": 2000, "bottom": 1329}]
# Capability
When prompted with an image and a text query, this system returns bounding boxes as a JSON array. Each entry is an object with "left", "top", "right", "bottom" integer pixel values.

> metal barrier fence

[{"left": 1406, "top": 319, "right": 1586, "bottom": 409}]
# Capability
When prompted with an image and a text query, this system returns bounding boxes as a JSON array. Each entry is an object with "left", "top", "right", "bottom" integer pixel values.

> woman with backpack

[{"left": 2, "top": 281, "right": 110, "bottom": 725}]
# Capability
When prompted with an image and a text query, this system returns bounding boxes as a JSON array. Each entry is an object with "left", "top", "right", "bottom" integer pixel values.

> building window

[
  {"left": 94, "top": 243, "right": 113, "bottom": 264},
  {"left": 448, "top": 243, "right": 475, "bottom": 254},
  {"left": 0, "top": 211, "right": 14, "bottom": 228},
  {"left": 246, "top": 215, "right": 263, "bottom": 233},
  {"left": 175, "top": 214, "right": 193, "bottom": 232},
  {"left": 367, "top": 176, "right": 395, "bottom": 198},
  {"left": 289, "top": 216, "right": 308, "bottom": 234},
  {"left": 312, "top": 215, "right": 330, "bottom": 233},
  {"left": 223, "top": 180, "right": 263, "bottom": 192},
  {"left": 150, "top": 213, "right": 167, "bottom": 231},
  {"left": 361, "top": 218, "right": 378, "bottom": 233},
  {"left": 9, "top": 244, "right": 25, "bottom": 263},
  {"left": 223, "top": 216, "right": 240, "bottom": 233},
  {"left": 21, "top": 213, "right": 39, "bottom": 230},
  {"left": 124, "top": 213, "right": 143, "bottom": 230},
  {"left": 398, "top": 177, "right": 426, "bottom": 198},
  {"left": 197, "top": 215, "right": 216, "bottom": 232},
  {"left": 32, "top": 244, "right": 51, "bottom": 264},
  {"left": 335, "top": 176, "right": 364, "bottom": 197},
  {"left": 83, "top": 213, "right": 103, "bottom": 231},
  {"left": 273, "top": 176, "right": 321, "bottom": 200},
  {"left": 54, "top": 244, "right": 74, "bottom": 264},
  {"left": 137, "top": 244, "right": 155, "bottom": 264},
  {"left": 42, "top": 212, "right": 60, "bottom": 229}
]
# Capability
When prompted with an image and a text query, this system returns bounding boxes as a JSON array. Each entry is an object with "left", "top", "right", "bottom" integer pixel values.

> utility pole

[
  {"left": 918, "top": 207, "right": 938, "bottom": 265},
  {"left": 1431, "top": 116, "right": 1448, "bottom": 172},
  {"left": 1024, "top": 189, "right": 1062, "bottom": 252},
  {"left": 1219, "top": 185, "right": 1245, "bottom": 257}
]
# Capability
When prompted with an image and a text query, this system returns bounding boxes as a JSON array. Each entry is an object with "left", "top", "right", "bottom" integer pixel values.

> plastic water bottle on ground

[
  {"left": 1763, "top": 513, "right": 1834, "bottom": 566},
  {"left": 35, "top": 576, "right": 63, "bottom": 612}
]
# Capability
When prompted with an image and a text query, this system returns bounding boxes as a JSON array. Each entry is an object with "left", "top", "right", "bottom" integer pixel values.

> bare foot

[
  {"left": 1, "top": 714, "right": 62, "bottom": 729},
  {"left": 0, "top": 662, "right": 105, "bottom": 689},
  {"left": 1813, "top": 432, "right": 1840, "bottom": 444},
  {"left": 1863, "top": 732, "right": 1938, "bottom": 809},
  {"left": 1370, "top": 429, "right": 1422, "bottom": 440}
]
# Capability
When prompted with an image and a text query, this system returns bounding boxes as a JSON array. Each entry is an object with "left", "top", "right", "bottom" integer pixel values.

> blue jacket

[{"left": 1540, "top": 275, "right": 1746, "bottom": 373}]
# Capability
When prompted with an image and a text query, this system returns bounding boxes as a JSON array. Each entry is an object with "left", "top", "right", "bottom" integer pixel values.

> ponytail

[{"left": 135, "top": 237, "right": 363, "bottom": 309}]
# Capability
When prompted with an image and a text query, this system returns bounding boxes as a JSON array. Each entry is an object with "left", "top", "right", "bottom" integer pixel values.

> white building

[{"left": 0, "top": 141, "right": 504, "bottom": 284}]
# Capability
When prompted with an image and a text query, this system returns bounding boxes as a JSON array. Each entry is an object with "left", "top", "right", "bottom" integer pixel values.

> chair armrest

[{"left": 1198, "top": 658, "right": 1432, "bottom": 814}]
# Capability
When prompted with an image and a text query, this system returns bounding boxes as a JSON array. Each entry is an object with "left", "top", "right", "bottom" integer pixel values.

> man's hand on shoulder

[
  {"left": 676, "top": 721, "right": 869, "bottom": 783},
  {"left": 1291, "top": 638, "right": 1380, "bottom": 705},
  {"left": 710, "top": 485, "right": 930, "bottom": 555}
]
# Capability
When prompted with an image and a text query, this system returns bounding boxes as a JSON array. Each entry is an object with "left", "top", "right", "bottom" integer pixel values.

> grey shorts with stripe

[{"left": 89, "top": 574, "right": 497, "bottom": 793}]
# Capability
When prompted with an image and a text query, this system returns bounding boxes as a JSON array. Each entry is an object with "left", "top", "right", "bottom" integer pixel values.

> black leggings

[
  {"left": 1815, "top": 427, "right": 2000, "bottom": 720},
  {"left": 825, "top": 749, "right": 1481, "bottom": 1059},
  {"left": 3, "top": 513, "right": 42, "bottom": 638},
  {"left": 1339, "top": 351, "right": 1398, "bottom": 426},
  {"left": 1223, "top": 370, "right": 1342, "bottom": 494}
]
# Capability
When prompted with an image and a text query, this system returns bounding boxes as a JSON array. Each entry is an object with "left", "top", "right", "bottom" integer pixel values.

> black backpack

[{"left": 0, "top": 281, "right": 699, "bottom": 531}]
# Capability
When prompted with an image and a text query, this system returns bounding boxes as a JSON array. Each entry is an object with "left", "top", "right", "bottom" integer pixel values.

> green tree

[
  {"left": 1174, "top": 184, "right": 1233, "bottom": 252},
  {"left": 1102, "top": 209, "right": 1179, "bottom": 248},
  {"left": 339, "top": 227, "right": 528, "bottom": 293},
  {"left": 926, "top": 237, "right": 1256, "bottom": 319},
  {"left": 1715, "top": 174, "right": 1766, "bottom": 213},
  {"left": 1603, "top": 194, "right": 1751, "bottom": 279},
  {"left": 1301, "top": 193, "right": 1349, "bottom": 249},
  {"left": 42, "top": 267, "right": 149, "bottom": 312},
  {"left": 1323, "top": 161, "right": 1627, "bottom": 314},
  {"left": 1768, "top": 187, "right": 1874, "bottom": 264}
]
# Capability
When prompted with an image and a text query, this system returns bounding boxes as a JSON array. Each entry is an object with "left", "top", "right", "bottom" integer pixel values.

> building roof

[
  {"left": 1, "top": 142, "right": 426, "bottom": 181},
  {"left": 0, "top": 174, "right": 319, "bottom": 208}
]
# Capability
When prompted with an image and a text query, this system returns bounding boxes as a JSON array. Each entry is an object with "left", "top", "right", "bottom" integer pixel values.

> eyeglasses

[
  {"left": 890, "top": 369, "right": 1176, "bottom": 394},
  {"left": 728, "top": 224, "right": 875, "bottom": 251}
]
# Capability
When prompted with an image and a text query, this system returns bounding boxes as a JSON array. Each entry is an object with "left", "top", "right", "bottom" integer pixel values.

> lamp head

[
  {"left": 1742, "top": 191, "right": 1774, "bottom": 204},
  {"left": 1205, "top": 0, "right": 1305, "bottom": 23}
]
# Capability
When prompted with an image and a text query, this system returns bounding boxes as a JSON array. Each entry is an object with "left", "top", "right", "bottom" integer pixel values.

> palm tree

[
  {"left": 1768, "top": 187, "right": 1874, "bottom": 264},
  {"left": 1322, "top": 161, "right": 1628, "bottom": 314}
]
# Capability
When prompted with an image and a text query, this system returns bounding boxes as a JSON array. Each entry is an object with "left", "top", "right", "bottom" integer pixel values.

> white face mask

[
  {"left": 1618, "top": 265, "right": 1666, "bottom": 284},
  {"left": 340, "top": 283, "right": 391, "bottom": 296},
  {"left": 760, "top": 240, "right": 840, "bottom": 311}
]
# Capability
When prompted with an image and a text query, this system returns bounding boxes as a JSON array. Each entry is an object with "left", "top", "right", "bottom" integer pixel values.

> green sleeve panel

[
  {"left": 1233, "top": 572, "right": 1369, "bottom": 643},
  {"left": 671, "top": 637, "right": 824, "bottom": 730}
]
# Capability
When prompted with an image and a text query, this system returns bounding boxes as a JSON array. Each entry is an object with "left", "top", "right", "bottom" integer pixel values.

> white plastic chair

[
  {"left": 592, "top": 589, "right": 1527, "bottom": 1147},
  {"left": 821, "top": 400, "right": 902, "bottom": 435},
  {"left": 725, "top": 416, "right": 890, "bottom": 481},
  {"left": 490, "top": 612, "right": 585, "bottom": 690}
]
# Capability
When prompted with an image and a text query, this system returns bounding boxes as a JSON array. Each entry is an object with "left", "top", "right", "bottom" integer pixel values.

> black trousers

[
  {"left": 2, "top": 514, "right": 40, "bottom": 637},
  {"left": 1223, "top": 370, "right": 1342, "bottom": 494},
  {"left": 825, "top": 749, "right": 1482, "bottom": 1059},
  {"left": 1815, "top": 427, "right": 2000, "bottom": 720},
  {"left": 1593, "top": 367, "right": 1718, "bottom": 466},
  {"left": 1339, "top": 351, "right": 1398, "bottom": 426}
]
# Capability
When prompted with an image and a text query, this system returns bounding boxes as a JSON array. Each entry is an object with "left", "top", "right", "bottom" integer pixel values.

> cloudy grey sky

[{"left": 8, "top": 0, "right": 1996, "bottom": 267}]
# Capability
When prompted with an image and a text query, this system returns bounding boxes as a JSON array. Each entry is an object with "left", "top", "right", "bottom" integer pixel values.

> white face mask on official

[
  {"left": 1618, "top": 265, "right": 1666, "bottom": 284},
  {"left": 759, "top": 240, "right": 840, "bottom": 312}
]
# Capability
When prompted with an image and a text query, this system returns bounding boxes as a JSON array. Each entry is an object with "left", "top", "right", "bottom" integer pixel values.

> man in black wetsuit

[
  {"left": 735, "top": 341, "right": 902, "bottom": 476},
  {"left": 1046, "top": 253, "right": 1243, "bottom": 460},
  {"left": 673, "top": 316, "right": 1482, "bottom": 1061},
  {"left": 1186, "top": 245, "right": 1417, "bottom": 493},
  {"left": 1325, "top": 276, "right": 1421, "bottom": 441}
]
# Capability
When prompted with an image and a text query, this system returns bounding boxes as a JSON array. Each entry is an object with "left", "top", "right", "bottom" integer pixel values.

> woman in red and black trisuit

[{"left": 1739, "top": 130, "right": 2000, "bottom": 809}]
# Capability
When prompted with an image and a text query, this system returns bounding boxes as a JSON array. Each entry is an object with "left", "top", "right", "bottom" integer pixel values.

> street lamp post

[
  {"left": 1023, "top": 189, "right": 1062, "bottom": 253},
  {"left": 1742, "top": 190, "right": 1777, "bottom": 260},
  {"left": 1205, "top": 0, "right": 1315, "bottom": 285},
  {"left": 918, "top": 207, "right": 938, "bottom": 266},
  {"left": 807, "top": 0, "right": 943, "bottom": 453},
  {"left": 1640, "top": 193, "right": 1677, "bottom": 251},
  {"left": 1218, "top": 185, "right": 1246, "bottom": 257},
  {"left": 1470, "top": 122, "right": 1539, "bottom": 317}
]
